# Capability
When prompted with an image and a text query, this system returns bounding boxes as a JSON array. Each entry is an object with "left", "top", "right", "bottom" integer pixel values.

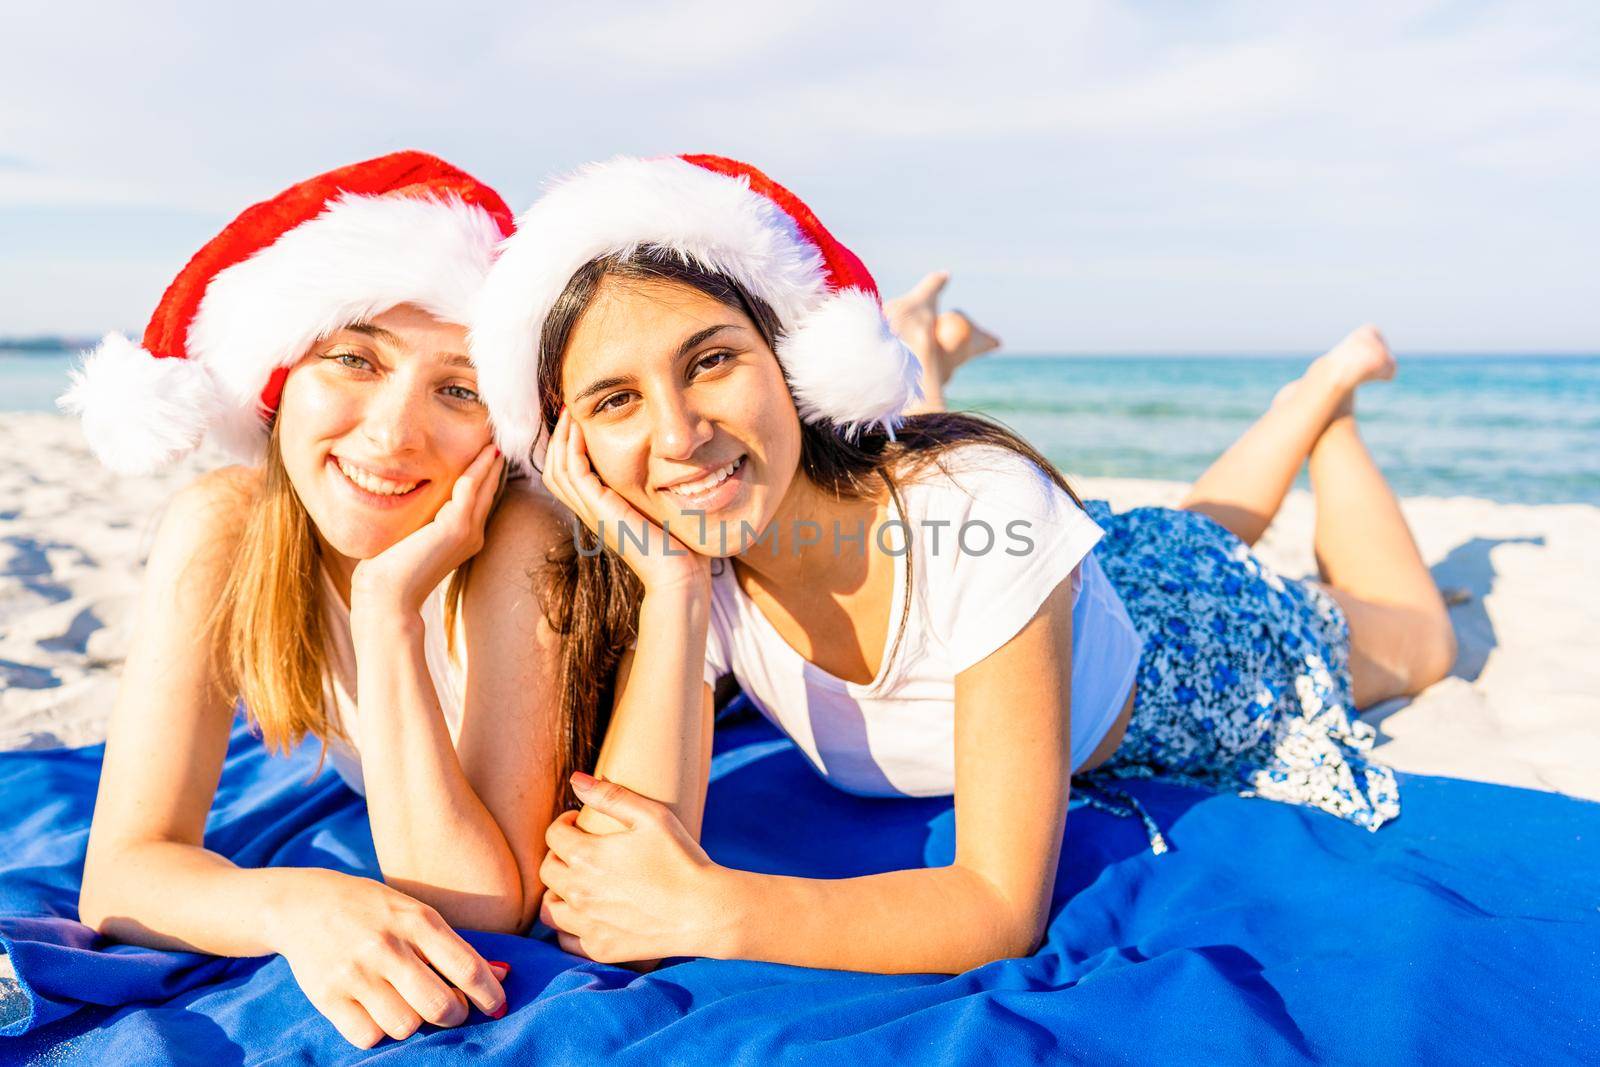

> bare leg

[
  {"left": 1178, "top": 326, "right": 1452, "bottom": 703},
  {"left": 1308, "top": 415, "right": 1457, "bottom": 706},
  {"left": 1179, "top": 326, "right": 1395, "bottom": 546},
  {"left": 885, "top": 272, "right": 1002, "bottom": 415}
]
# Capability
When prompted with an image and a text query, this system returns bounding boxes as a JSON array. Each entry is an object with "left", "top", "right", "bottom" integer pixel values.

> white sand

[{"left": 2, "top": 411, "right": 1597, "bottom": 801}]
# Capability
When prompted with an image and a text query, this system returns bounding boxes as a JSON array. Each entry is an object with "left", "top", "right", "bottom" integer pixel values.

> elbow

[
  {"left": 466, "top": 911, "right": 532, "bottom": 937},
  {"left": 959, "top": 869, "right": 1049, "bottom": 967},
  {"left": 971, "top": 912, "right": 1045, "bottom": 968},
  {"left": 481, "top": 882, "right": 544, "bottom": 937},
  {"left": 1006, "top": 914, "right": 1049, "bottom": 960},
  {"left": 934, "top": 909, "right": 1045, "bottom": 974},
  {"left": 975, "top": 918, "right": 1045, "bottom": 970},
  {"left": 388, "top": 869, "right": 541, "bottom": 936},
  {"left": 399, "top": 888, "right": 534, "bottom": 938},
  {"left": 76, "top": 886, "right": 109, "bottom": 934},
  {"left": 77, "top": 858, "right": 121, "bottom": 935}
]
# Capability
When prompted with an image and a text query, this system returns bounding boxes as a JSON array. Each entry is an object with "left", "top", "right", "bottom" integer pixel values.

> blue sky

[{"left": 2, "top": 1, "right": 1596, "bottom": 352}]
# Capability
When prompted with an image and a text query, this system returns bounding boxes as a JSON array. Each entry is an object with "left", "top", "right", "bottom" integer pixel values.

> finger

[
  {"left": 565, "top": 407, "right": 598, "bottom": 489},
  {"left": 539, "top": 849, "right": 574, "bottom": 901},
  {"left": 541, "top": 892, "right": 585, "bottom": 936},
  {"left": 462, "top": 453, "right": 501, "bottom": 537},
  {"left": 558, "top": 416, "right": 612, "bottom": 528},
  {"left": 544, "top": 810, "right": 592, "bottom": 862},
  {"left": 540, "top": 410, "right": 565, "bottom": 487},
  {"left": 358, "top": 980, "right": 424, "bottom": 1042},
  {"left": 556, "top": 930, "right": 593, "bottom": 959},
  {"left": 550, "top": 411, "right": 624, "bottom": 540},
  {"left": 450, "top": 448, "right": 491, "bottom": 510},
  {"left": 561, "top": 422, "right": 645, "bottom": 541},
  {"left": 471, "top": 454, "right": 505, "bottom": 529},
  {"left": 387, "top": 949, "right": 470, "bottom": 1030},
  {"left": 542, "top": 414, "right": 580, "bottom": 513},
  {"left": 410, "top": 916, "right": 507, "bottom": 1017},
  {"left": 320, "top": 996, "right": 387, "bottom": 1050},
  {"left": 571, "top": 771, "right": 666, "bottom": 830},
  {"left": 537, "top": 889, "right": 562, "bottom": 930}
]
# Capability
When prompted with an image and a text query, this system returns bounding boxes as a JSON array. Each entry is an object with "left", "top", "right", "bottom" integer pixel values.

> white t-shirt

[
  {"left": 703, "top": 444, "right": 1144, "bottom": 797},
  {"left": 318, "top": 567, "right": 465, "bottom": 796}
]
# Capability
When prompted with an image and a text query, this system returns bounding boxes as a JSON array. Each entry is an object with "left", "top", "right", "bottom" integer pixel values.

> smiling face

[
  {"left": 557, "top": 274, "right": 804, "bottom": 556},
  {"left": 273, "top": 302, "right": 492, "bottom": 560}
]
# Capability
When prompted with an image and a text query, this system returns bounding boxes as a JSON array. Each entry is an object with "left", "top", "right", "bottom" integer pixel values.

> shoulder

[
  {"left": 899, "top": 442, "right": 1075, "bottom": 521},
  {"left": 134, "top": 466, "right": 262, "bottom": 625},
  {"left": 166, "top": 464, "right": 260, "bottom": 525},
  {"left": 149, "top": 466, "right": 260, "bottom": 574},
  {"left": 479, "top": 481, "right": 570, "bottom": 567},
  {"left": 467, "top": 481, "right": 571, "bottom": 619},
  {"left": 905, "top": 445, "right": 1099, "bottom": 673}
]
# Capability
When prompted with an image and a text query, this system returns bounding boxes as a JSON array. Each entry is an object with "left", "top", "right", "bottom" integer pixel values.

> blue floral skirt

[{"left": 1075, "top": 500, "right": 1400, "bottom": 841}]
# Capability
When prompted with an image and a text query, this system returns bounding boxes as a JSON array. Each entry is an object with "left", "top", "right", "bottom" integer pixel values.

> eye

[
  {"left": 321, "top": 350, "right": 374, "bottom": 372},
  {"left": 593, "top": 390, "right": 634, "bottom": 415},
  {"left": 441, "top": 383, "right": 482, "bottom": 405},
  {"left": 692, "top": 350, "right": 735, "bottom": 376}
]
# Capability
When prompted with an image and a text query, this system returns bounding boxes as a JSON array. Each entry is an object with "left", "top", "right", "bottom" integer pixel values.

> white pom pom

[
  {"left": 58, "top": 334, "right": 227, "bottom": 475},
  {"left": 777, "top": 289, "right": 924, "bottom": 439}
]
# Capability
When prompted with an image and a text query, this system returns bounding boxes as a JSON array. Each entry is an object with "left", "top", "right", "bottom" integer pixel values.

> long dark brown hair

[{"left": 534, "top": 247, "right": 1081, "bottom": 810}]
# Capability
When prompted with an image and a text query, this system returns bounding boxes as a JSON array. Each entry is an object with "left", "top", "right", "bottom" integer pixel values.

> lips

[
  {"left": 332, "top": 456, "right": 426, "bottom": 498},
  {"left": 660, "top": 455, "right": 744, "bottom": 498}
]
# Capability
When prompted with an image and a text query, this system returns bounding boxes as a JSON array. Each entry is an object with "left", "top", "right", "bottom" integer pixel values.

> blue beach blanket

[{"left": 2, "top": 705, "right": 1598, "bottom": 1065}]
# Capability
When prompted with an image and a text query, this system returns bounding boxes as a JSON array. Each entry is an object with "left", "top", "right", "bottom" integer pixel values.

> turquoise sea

[{"left": 5, "top": 349, "right": 1597, "bottom": 506}]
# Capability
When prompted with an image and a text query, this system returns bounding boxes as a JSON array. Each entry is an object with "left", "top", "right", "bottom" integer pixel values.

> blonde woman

[{"left": 63, "top": 153, "right": 568, "bottom": 1049}]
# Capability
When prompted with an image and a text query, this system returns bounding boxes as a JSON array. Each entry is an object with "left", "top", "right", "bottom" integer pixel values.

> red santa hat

[
  {"left": 59, "top": 151, "right": 514, "bottom": 476},
  {"left": 470, "top": 154, "right": 923, "bottom": 473}
]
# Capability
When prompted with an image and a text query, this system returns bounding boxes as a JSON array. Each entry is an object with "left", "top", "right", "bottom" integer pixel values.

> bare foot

[
  {"left": 935, "top": 310, "right": 1001, "bottom": 375},
  {"left": 1316, "top": 324, "right": 1396, "bottom": 392},
  {"left": 885, "top": 271, "right": 951, "bottom": 413},
  {"left": 1274, "top": 325, "right": 1396, "bottom": 419},
  {"left": 883, "top": 271, "right": 949, "bottom": 368},
  {"left": 886, "top": 271, "right": 1006, "bottom": 414}
]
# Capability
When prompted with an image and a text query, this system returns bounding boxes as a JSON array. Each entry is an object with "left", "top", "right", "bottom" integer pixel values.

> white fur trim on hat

[
  {"left": 59, "top": 192, "right": 505, "bottom": 474},
  {"left": 472, "top": 156, "right": 918, "bottom": 475},
  {"left": 779, "top": 289, "right": 923, "bottom": 437},
  {"left": 185, "top": 191, "right": 505, "bottom": 465},
  {"left": 58, "top": 333, "right": 227, "bottom": 476}
]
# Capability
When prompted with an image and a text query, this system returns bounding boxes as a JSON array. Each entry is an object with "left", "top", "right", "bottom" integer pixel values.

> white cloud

[{"left": 0, "top": 0, "right": 1595, "bottom": 348}]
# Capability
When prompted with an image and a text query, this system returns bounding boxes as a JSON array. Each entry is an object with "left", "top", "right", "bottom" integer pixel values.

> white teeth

[
  {"left": 664, "top": 457, "right": 742, "bottom": 499},
  {"left": 335, "top": 458, "right": 420, "bottom": 496}
]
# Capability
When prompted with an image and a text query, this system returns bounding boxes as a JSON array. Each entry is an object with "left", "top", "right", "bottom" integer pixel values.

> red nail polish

[
  {"left": 488, "top": 960, "right": 511, "bottom": 972},
  {"left": 489, "top": 1002, "right": 508, "bottom": 1020}
]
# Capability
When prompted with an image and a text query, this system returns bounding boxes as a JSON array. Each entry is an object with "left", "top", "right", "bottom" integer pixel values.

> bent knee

[{"left": 1405, "top": 612, "right": 1458, "bottom": 695}]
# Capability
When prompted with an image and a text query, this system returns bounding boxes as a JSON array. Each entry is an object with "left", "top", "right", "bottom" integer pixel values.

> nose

[
  {"left": 360, "top": 375, "right": 426, "bottom": 456},
  {"left": 650, "top": 388, "right": 713, "bottom": 463}
]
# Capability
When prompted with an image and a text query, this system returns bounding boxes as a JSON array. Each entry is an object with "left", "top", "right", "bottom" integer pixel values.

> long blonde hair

[
  {"left": 209, "top": 427, "right": 472, "bottom": 754},
  {"left": 211, "top": 431, "right": 338, "bottom": 752}
]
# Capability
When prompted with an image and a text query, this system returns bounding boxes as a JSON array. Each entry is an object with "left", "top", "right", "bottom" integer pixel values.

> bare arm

[
  {"left": 351, "top": 483, "right": 567, "bottom": 933},
  {"left": 541, "top": 570, "right": 1077, "bottom": 972},
  {"left": 78, "top": 470, "right": 508, "bottom": 1049},
  {"left": 709, "top": 572, "right": 1075, "bottom": 971},
  {"left": 716, "top": 572, "right": 1075, "bottom": 972},
  {"left": 578, "top": 583, "right": 716, "bottom": 839},
  {"left": 80, "top": 468, "right": 280, "bottom": 953},
  {"left": 536, "top": 405, "right": 717, "bottom": 840}
]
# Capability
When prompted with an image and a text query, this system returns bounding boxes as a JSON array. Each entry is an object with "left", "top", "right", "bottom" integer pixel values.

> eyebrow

[
  {"left": 571, "top": 323, "right": 739, "bottom": 404},
  {"left": 342, "top": 323, "right": 473, "bottom": 369},
  {"left": 345, "top": 323, "right": 400, "bottom": 345}
]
